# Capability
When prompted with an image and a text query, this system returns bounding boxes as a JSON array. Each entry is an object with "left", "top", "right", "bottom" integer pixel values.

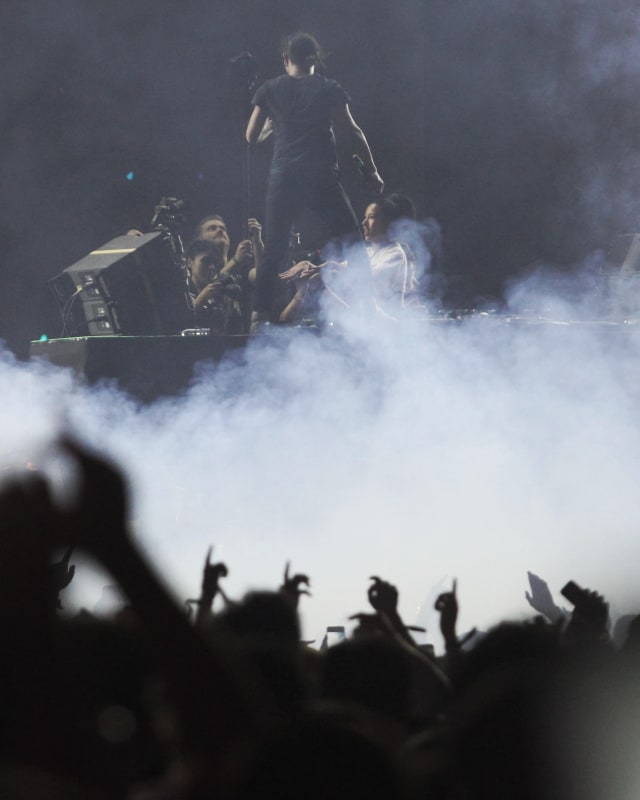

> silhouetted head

[
  {"left": 282, "top": 32, "right": 325, "bottom": 73},
  {"left": 320, "top": 637, "right": 412, "bottom": 723},
  {"left": 213, "top": 591, "right": 307, "bottom": 716},
  {"left": 216, "top": 590, "right": 301, "bottom": 647}
]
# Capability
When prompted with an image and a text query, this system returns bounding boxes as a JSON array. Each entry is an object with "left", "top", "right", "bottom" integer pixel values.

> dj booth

[{"left": 35, "top": 230, "right": 640, "bottom": 401}]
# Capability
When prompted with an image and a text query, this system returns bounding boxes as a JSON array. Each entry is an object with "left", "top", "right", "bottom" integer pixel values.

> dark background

[{"left": 2, "top": 0, "right": 640, "bottom": 357}]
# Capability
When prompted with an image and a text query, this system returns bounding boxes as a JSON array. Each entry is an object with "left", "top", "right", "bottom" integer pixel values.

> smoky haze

[
  {"left": 1, "top": 2, "right": 640, "bottom": 646},
  {"left": 6, "top": 265, "right": 640, "bottom": 649}
]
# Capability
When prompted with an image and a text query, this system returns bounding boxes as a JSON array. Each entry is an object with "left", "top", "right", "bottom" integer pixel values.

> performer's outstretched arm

[{"left": 332, "top": 103, "right": 384, "bottom": 194}]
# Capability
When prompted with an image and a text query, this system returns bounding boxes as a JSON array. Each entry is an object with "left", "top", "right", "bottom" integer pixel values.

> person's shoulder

[
  {"left": 264, "top": 74, "right": 294, "bottom": 91},
  {"left": 374, "top": 241, "right": 408, "bottom": 265},
  {"left": 386, "top": 240, "right": 408, "bottom": 257},
  {"left": 254, "top": 75, "right": 284, "bottom": 99},
  {"left": 312, "top": 74, "right": 343, "bottom": 90},
  {"left": 316, "top": 75, "right": 349, "bottom": 103},
  {"left": 308, "top": 73, "right": 338, "bottom": 86}
]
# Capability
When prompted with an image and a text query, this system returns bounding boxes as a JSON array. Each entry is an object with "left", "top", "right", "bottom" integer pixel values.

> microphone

[{"left": 352, "top": 154, "right": 367, "bottom": 178}]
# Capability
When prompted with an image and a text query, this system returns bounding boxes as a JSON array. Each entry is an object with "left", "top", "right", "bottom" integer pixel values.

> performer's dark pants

[{"left": 254, "top": 165, "right": 367, "bottom": 316}]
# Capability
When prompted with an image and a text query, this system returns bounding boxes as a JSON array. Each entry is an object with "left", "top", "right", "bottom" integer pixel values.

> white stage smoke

[{"left": 2, "top": 270, "right": 640, "bottom": 650}]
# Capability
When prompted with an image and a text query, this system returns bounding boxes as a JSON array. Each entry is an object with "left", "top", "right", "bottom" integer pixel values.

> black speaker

[
  {"left": 49, "top": 233, "right": 192, "bottom": 336},
  {"left": 49, "top": 257, "right": 117, "bottom": 336}
]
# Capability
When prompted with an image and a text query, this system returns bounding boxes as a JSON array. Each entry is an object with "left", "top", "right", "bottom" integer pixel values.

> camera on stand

[{"left": 150, "top": 197, "right": 188, "bottom": 233}]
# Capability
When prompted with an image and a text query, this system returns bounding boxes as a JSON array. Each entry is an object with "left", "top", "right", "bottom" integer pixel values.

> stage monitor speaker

[{"left": 49, "top": 232, "right": 192, "bottom": 336}]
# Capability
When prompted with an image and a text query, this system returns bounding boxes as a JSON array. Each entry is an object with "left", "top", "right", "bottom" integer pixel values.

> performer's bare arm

[
  {"left": 332, "top": 104, "right": 384, "bottom": 193},
  {"left": 256, "top": 118, "right": 273, "bottom": 143},
  {"left": 246, "top": 106, "right": 272, "bottom": 144}
]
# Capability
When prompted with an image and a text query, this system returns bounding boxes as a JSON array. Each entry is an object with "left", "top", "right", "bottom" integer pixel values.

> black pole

[{"left": 228, "top": 52, "right": 259, "bottom": 239}]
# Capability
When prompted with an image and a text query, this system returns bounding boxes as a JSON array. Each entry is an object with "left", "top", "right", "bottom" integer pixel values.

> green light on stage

[{"left": 39, "top": 334, "right": 48, "bottom": 342}]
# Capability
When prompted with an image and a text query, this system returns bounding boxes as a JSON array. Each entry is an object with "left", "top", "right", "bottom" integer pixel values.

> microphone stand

[{"left": 228, "top": 52, "right": 258, "bottom": 239}]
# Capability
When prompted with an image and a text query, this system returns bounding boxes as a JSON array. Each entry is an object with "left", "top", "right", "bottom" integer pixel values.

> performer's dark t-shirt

[{"left": 252, "top": 74, "right": 350, "bottom": 172}]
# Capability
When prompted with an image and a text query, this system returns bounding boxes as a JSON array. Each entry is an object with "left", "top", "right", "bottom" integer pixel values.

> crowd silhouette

[{"left": 1, "top": 437, "right": 638, "bottom": 799}]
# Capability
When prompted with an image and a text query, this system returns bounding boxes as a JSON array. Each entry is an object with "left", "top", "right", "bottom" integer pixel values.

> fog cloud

[{"left": 3, "top": 267, "right": 640, "bottom": 650}]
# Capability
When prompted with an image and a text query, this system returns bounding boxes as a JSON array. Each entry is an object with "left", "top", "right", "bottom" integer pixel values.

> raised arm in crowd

[{"left": 1, "top": 440, "right": 638, "bottom": 799}]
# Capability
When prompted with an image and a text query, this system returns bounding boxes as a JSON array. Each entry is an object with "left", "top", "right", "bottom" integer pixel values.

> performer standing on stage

[{"left": 245, "top": 31, "right": 384, "bottom": 329}]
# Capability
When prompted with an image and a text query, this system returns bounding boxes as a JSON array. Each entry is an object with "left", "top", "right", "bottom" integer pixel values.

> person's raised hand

[
  {"left": 192, "top": 546, "right": 229, "bottom": 626},
  {"left": 566, "top": 586, "right": 610, "bottom": 642},
  {"left": 200, "top": 546, "right": 228, "bottom": 601},
  {"left": 368, "top": 575, "right": 398, "bottom": 616},
  {"left": 435, "top": 579, "right": 458, "bottom": 648},
  {"left": 279, "top": 260, "right": 318, "bottom": 281},
  {"left": 195, "top": 282, "right": 224, "bottom": 306},
  {"left": 525, "top": 571, "right": 565, "bottom": 622},
  {"left": 233, "top": 239, "right": 254, "bottom": 270},
  {"left": 280, "top": 561, "right": 311, "bottom": 608},
  {"left": 247, "top": 218, "right": 264, "bottom": 257}
]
